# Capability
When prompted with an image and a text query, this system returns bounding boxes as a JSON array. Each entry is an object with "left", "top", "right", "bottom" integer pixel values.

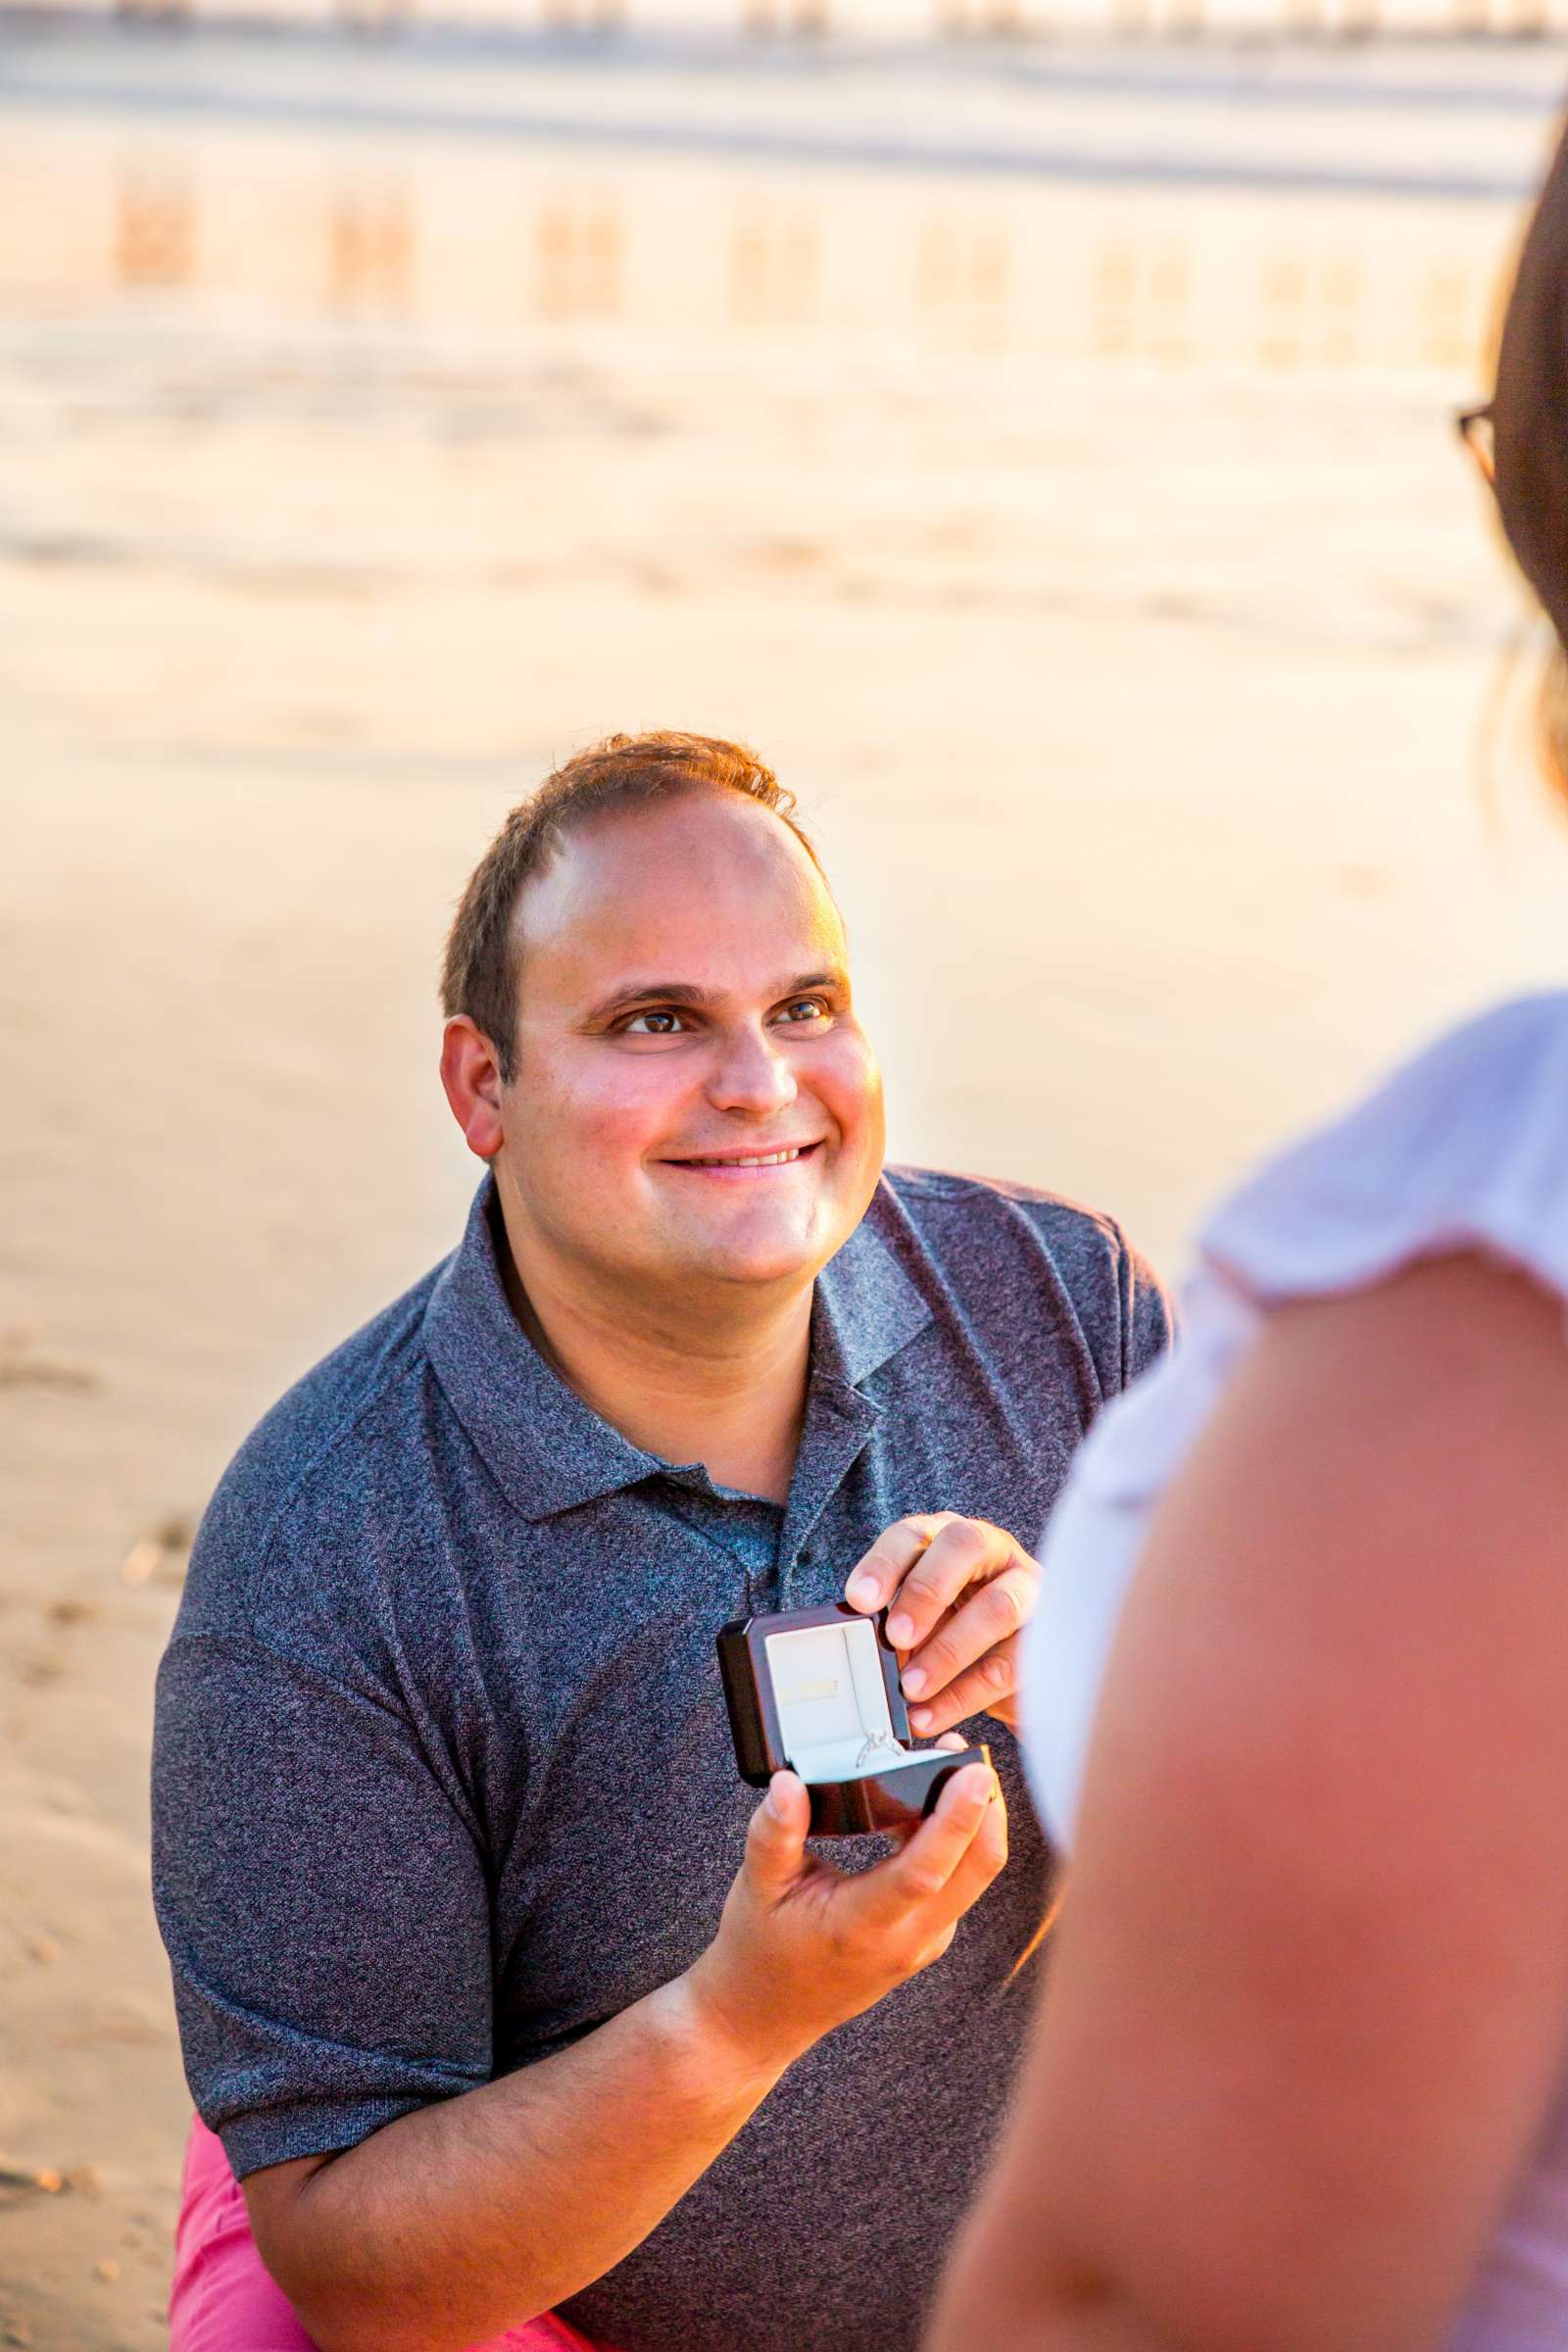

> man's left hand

[{"left": 843, "top": 1515, "right": 1039, "bottom": 1738}]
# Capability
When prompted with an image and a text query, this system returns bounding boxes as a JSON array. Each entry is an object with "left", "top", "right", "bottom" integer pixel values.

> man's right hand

[{"left": 686, "top": 1760, "right": 1007, "bottom": 2075}]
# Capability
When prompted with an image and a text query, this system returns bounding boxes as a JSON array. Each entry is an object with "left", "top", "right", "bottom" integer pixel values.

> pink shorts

[{"left": 172, "top": 2114, "right": 610, "bottom": 2352}]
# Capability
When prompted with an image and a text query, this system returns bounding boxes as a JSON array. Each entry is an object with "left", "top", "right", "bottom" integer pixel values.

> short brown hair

[{"left": 440, "top": 731, "right": 822, "bottom": 1081}]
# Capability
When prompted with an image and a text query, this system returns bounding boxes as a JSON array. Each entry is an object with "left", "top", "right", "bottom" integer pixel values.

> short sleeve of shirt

[
  {"left": 152, "top": 1628, "right": 495, "bottom": 2179},
  {"left": 1117, "top": 1224, "right": 1176, "bottom": 1390}
]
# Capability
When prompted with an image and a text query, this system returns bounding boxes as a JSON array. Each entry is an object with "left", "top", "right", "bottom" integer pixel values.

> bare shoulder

[
  {"left": 1148, "top": 1247, "right": 1568, "bottom": 1692},
  {"left": 1094, "top": 1246, "right": 1568, "bottom": 1954},
  {"left": 938, "top": 1250, "right": 1568, "bottom": 2352}
]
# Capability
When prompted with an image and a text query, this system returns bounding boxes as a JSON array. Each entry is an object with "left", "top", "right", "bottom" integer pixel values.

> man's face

[{"left": 493, "top": 791, "right": 885, "bottom": 1310}]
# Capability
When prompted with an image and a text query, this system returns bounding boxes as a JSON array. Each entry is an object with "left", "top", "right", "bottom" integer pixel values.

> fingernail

[
  {"left": 909, "top": 1706, "right": 934, "bottom": 1733},
  {"left": 887, "top": 1613, "right": 915, "bottom": 1648},
  {"left": 902, "top": 1665, "right": 927, "bottom": 1698},
  {"left": 766, "top": 1775, "right": 789, "bottom": 1817},
  {"left": 847, "top": 1575, "right": 880, "bottom": 1609}
]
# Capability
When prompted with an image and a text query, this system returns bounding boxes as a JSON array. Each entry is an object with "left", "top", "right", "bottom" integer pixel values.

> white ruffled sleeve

[
  {"left": 1200, "top": 993, "right": 1568, "bottom": 1311},
  {"left": 1022, "top": 992, "right": 1568, "bottom": 1852}
]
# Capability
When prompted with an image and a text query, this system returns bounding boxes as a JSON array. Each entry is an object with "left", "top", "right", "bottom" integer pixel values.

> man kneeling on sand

[{"left": 152, "top": 731, "right": 1171, "bottom": 2352}]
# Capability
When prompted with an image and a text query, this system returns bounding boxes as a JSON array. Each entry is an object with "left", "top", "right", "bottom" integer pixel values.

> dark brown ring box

[{"left": 717, "top": 1600, "right": 991, "bottom": 1837}]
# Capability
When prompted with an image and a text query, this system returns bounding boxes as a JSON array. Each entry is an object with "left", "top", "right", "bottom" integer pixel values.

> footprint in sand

[{"left": 0, "top": 1332, "right": 101, "bottom": 1397}]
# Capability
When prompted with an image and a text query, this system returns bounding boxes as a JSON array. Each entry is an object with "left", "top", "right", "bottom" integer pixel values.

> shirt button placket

[{"left": 784, "top": 1541, "right": 826, "bottom": 1611}]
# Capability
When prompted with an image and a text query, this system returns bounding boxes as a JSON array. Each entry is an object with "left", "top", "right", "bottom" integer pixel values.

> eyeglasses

[{"left": 1456, "top": 402, "right": 1495, "bottom": 486}]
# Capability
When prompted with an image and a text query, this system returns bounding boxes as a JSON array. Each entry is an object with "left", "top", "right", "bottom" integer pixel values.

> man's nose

[{"left": 706, "top": 1023, "right": 798, "bottom": 1117}]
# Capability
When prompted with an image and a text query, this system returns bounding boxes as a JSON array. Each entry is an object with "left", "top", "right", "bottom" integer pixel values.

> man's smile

[{"left": 662, "top": 1141, "right": 826, "bottom": 1174}]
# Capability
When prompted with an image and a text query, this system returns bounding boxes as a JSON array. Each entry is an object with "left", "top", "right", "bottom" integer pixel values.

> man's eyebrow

[
  {"left": 766, "top": 968, "right": 850, "bottom": 1002},
  {"left": 583, "top": 969, "right": 850, "bottom": 1024}
]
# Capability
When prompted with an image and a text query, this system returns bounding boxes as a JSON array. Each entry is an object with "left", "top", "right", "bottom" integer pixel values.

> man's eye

[
  {"left": 775, "top": 998, "right": 830, "bottom": 1025},
  {"left": 622, "top": 1009, "right": 688, "bottom": 1035}
]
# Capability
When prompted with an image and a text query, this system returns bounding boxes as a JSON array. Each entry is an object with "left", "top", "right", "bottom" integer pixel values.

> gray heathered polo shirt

[{"left": 152, "top": 1166, "right": 1170, "bottom": 2352}]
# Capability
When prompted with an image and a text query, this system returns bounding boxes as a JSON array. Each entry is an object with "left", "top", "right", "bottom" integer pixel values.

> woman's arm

[{"left": 928, "top": 1250, "right": 1568, "bottom": 2352}]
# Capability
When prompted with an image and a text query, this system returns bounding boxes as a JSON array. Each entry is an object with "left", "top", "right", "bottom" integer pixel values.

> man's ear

[{"left": 440, "top": 1016, "right": 507, "bottom": 1160}]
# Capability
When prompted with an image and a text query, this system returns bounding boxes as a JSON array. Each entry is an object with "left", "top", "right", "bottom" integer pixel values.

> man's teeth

[{"left": 685, "top": 1148, "right": 804, "bottom": 1167}]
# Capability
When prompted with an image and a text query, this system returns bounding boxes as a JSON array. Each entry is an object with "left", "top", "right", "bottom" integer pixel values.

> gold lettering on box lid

[{"left": 777, "top": 1676, "right": 839, "bottom": 1705}]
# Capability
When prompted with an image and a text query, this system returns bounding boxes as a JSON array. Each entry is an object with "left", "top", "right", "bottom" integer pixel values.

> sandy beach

[{"left": 3, "top": 21, "right": 1568, "bottom": 2343}]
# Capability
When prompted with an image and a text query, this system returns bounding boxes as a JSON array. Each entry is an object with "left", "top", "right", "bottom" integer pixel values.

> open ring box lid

[{"left": 717, "top": 1601, "right": 990, "bottom": 1837}]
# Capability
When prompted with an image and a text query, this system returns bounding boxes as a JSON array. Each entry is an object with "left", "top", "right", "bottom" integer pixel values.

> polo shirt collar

[
  {"left": 423, "top": 1174, "right": 932, "bottom": 1522},
  {"left": 424, "top": 1180, "right": 658, "bottom": 1521},
  {"left": 811, "top": 1190, "right": 933, "bottom": 1391}
]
